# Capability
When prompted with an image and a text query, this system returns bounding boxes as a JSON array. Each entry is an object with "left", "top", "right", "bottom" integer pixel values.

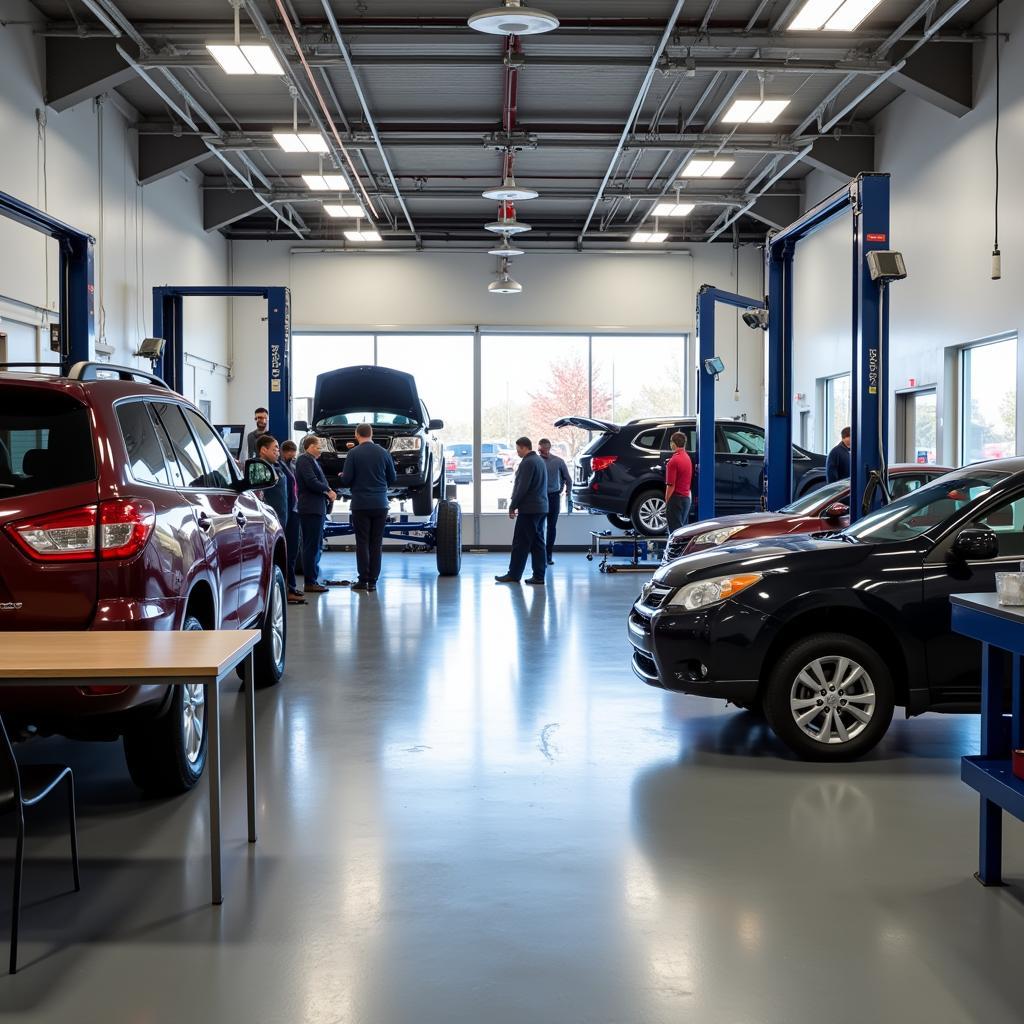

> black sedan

[{"left": 629, "top": 460, "right": 1024, "bottom": 760}]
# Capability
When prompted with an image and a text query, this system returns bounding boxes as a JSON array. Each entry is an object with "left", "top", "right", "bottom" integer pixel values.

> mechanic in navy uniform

[
  {"left": 340, "top": 423, "right": 397, "bottom": 592},
  {"left": 537, "top": 438, "right": 572, "bottom": 566},
  {"left": 496, "top": 437, "right": 549, "bottom": 585},
  {"left": 826, "top": 425, "right": 852, "bottom": 483}
]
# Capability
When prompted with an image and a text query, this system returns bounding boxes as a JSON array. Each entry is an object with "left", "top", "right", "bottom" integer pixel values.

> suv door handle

[
  {"left": 196, "top": 512, "right": 212, "bottom": 531},
  {"left": 731, "top": 459, "right": 750, "bottom": 466},
  {"left": 236, "top": 512, "right": 248, "bottom": 529}
]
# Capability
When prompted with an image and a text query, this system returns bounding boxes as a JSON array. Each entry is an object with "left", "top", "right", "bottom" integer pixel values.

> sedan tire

[{"left": 763, "top": 633, "right": 894, "bottom": 761}]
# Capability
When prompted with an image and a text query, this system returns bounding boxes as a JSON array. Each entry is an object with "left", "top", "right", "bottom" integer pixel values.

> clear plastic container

[{"left": 996, "top": 572, "right": 1024, "bottom": 606}]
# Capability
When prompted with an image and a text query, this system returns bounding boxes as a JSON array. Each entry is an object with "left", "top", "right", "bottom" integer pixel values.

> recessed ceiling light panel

[
  {"left": 652, "top": 203, "right": 695, "bottom": 218},
  {"left": 630, "top": 230, "right": 669, "bottom": 244},
  {"left": 681, "top": 158, "right": 735, "bottom": 178},
  {"left": 344, "top": 229, "right": 382, "bottom": 243},
  {"left": 469, "top": 1, "right": 559, "bottom": 36},
  {"left": 788, "top": 0, "right": 884, "bottom": 31},
  {"left": 304, "top": 174, "right": 350, "bottom": 191},
  {"left": 324, "top": 204, "right": 366, "bottom": 218},
  {"left": 206, "top": 43, "right": 284, "bottom": 75},
  {"left": 721, "top": 99, "right": 790, "bottom": 124},
  {"left": 273, "top": 132, "right": 329, "bottom": 153}
]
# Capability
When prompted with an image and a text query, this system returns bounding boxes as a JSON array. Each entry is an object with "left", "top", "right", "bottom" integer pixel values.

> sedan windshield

[
  {"left": 843, "top": 469, "right": 1010, "bottom": 543},
  {"left": 779, "top": 480, "right": 849, "bottom": 516}
]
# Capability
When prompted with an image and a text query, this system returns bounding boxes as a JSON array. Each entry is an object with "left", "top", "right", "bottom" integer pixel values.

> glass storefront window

[{"left": 961, "top": 337, "right": 1017, "bottom": 463}]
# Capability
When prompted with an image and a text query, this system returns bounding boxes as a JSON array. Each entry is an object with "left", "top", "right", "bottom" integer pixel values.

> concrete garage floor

[{"left": 3, "top": 553, "right": 1024, "bottom": 1023}]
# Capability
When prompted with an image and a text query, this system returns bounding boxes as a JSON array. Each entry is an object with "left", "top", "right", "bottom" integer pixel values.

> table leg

[
  {"left": 244, "top": 650, "right": 257, "bottom": 844},
  {"left": 207, "top": 679, "right": 223, "bottom": 905},
  {"left": 978, "top": 795, "right": 1004, "bottom": 886}
]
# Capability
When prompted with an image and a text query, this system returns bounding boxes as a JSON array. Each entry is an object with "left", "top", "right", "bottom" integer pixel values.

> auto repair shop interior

[{"left": 1, "top": 1, "right": 1023, "bottom": 1021}]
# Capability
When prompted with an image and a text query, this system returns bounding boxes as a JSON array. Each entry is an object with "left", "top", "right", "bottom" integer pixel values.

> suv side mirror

[
  {"left": 822, "top": 502, "right": 850, "bottom": 519},
  {"left": 953, "top": 528, "right": 999, "bottom": 561},
  {"left": 241, "top": 458, "right": 276, "bottom": 491},
  {"left": 293, "top": 420, "right": 309, "bottom": 432},
  {"left": 428, "top": 418, "right": 444, "bottom": 431}
]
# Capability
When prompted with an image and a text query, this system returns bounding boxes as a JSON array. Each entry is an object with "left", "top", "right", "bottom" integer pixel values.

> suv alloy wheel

[{"left": 630, "top": 489, "right": 667, "bottom": 536}]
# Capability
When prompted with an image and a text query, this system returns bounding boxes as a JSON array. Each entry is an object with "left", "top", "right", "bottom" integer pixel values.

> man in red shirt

[{"left": 664, "top": 431, "right": 693, "bottom": 533}]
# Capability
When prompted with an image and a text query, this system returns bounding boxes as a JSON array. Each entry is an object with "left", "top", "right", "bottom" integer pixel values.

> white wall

[
  {"left": 792, "top": 2, "right": 1024, "bottom": 464},
  {"left": 0, "top": 2, "right": 230, "bottom": 415}
]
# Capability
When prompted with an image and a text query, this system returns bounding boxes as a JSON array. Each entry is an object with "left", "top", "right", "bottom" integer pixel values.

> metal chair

[{"left": 0, "top": 715, "right": 80, "bottom": 974}]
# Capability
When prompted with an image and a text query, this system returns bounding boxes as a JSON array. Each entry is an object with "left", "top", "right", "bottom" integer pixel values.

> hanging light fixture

[
  {"left": 488, "top": 235, "right": 526, "bottom": 257},
  {"left": 488, "top": 260, "right": 523, "bottom": 294},
  {"left": 482, "top": 174, "right": 539, "bottom": 201},
  {"left": 468, "top": 0, "right": 559, "bottom": 36},
  {"left": 484, "top": 209, "right": 531, "bottom": 234},
  {"left": 207, "top": 0, "right": 284, "bottom": 75}
]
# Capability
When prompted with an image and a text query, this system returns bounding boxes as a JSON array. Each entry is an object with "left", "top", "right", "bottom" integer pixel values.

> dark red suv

[{"left": 0, "top": 364, "right": 288, "bottom": 794}]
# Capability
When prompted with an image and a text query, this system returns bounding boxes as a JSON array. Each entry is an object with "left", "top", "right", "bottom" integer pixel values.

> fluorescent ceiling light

[
  {"left": 652, "top": 203, "right": 695, "bottom": 217},
  {"left": 345, "top": 229, "right": 382, "bottom": 242},
  {"left": 303, "top": 174, "right": 350, "bottom": 191},
  {"left": 273, "top": 132, "right": 329, "bottom": 153},
  {"left": 788, "top": 0, "right": 884, "bottom": 31},
  {"left": 722, "top": 99, "right": 790, "bottom": 124},
  {"left": 206, "top": 43, "right": 284, "bottom": 75},
  {"left": 630, "top": 230, "right": 668, "bottom": 244},
  {"left": 324, "top": 204, "right": 366, "bottom": 218},
  {"left": 681, "top": 158, "right": 735, "bottom": 178}
]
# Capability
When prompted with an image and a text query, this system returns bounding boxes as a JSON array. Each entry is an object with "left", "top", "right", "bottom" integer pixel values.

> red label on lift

[{"left": 866, "top": 233, "right": 887, "bottom": 242}]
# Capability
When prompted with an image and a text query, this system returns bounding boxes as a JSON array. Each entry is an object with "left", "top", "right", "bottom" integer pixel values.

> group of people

[{"left": 244, "top": 406, "right": 397, "bottom": 597}]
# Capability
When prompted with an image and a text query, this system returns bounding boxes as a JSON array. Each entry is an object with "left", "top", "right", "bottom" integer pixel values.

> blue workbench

[{"left": 952, "top": 592, "right": 1024, "bottom": 886}]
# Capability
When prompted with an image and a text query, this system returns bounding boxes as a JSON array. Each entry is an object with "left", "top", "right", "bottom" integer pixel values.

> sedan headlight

[
  {"left": 391, "top": 437, "right": 422, "bottom": 452},
  {"left": 668, "top": 572, "right": 763, "bottom": 611},
  {"left": 693, "top": 525, "right": 747, "bottom": 546}
]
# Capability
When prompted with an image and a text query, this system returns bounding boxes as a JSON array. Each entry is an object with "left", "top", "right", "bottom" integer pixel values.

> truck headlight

[
  {"left": 318, "top": 436, "right": 336, "bottom": 453},
  {"left": 668, "top": 573, "right": 763, "bottom": 611},
  {"left": 693, "top": 525, "right": 746, "bottom": 546},
  {"left": 391, "top": 437, "right": 422, "bottom": 452}
]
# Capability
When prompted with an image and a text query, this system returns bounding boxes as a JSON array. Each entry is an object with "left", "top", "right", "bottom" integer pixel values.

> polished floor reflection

[{"left": 3, "top": 552, "right": 1024, "bottom": 1022}]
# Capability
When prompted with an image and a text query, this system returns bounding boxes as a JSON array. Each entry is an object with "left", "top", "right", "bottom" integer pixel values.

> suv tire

[
  {"left": 630, "top": 488, "right": 667, "bottom": 536},
  {"left": 435, "top": 499, "right": 462, "bottom": 576},
  {"left": 763, "top": 633, "right": 895, "bottom": 761},
  {"left": 123, "top": 614, "right": 208, "bottom": 795},
  {"left": 253, "top": 564, "right": 287, "bottom": 688},
  {"left": 606, "top": 513, "right": 632, "bottom": 531}
]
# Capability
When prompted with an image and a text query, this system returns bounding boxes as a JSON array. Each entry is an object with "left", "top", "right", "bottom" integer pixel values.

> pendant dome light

[
  {"left": 488, "top": 266, "right": 523, "bottom": 294},
  {"left": 488, "top": 235, "right": 526, "bottom": 257},
  {"left": 468, "top": 0, "right": 559, "bottom": 36},
  {"left": 484, "top": 212, "right": 531, "bottom": 234},
  {"left": 482, "top": 175, "right": 539, "bottom": 202}
]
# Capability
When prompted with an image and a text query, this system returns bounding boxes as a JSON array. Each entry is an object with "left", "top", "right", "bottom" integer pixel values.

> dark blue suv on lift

[{"left": 555, "top": 416, "right": 826, "bottom": 535}]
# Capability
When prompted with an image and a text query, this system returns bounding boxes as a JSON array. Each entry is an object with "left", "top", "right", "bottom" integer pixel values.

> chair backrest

[{"left": 0, "top": 714, "right": 23, "bottom": 811}]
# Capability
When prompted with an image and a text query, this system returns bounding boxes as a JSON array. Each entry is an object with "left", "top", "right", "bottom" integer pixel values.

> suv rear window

[{"left": 0, "top": 389, "right": 96, "bottom": 498}]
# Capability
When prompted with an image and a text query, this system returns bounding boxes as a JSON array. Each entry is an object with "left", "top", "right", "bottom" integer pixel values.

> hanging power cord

[
  {"left": 733, "top": 231, "right": 740, "bottom": 402},
  {"left": 863, "top": 284, "right": 891, "bottom": 516},
  {"left": 992, "top": 0, "right": 1002, "bottom": 279}
]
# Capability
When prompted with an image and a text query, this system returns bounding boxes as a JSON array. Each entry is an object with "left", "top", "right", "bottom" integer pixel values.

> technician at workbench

[{"left": 340, "top": 423, "right": 397, "bottom": 592}]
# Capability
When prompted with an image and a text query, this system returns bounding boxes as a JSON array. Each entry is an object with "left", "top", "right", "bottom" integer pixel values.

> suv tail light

[
  {"left": 5, "top": 499, "right": 156, "bottom": 562},
  {"left": 592, "top": 455, "right": 618, "bottom": 472}
]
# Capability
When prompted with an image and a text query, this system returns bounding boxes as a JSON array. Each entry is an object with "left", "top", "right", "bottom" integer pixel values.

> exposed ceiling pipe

[
  {"left": 319, "top": 0, "right": 418, "bottom": 241},
  {"left": 577, "top": 0, "right": 688, "bottom": 245}
]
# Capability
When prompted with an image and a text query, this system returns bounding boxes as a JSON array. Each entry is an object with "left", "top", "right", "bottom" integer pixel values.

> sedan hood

[
  {"left": 312, "top": 365, "right": 420, "bottom": 424},
  {"left": 654, "top": 533, "right": 863, "bottom": 586},
  {"left": 670, "top": 511, "right": 789, "bottom": 542}
]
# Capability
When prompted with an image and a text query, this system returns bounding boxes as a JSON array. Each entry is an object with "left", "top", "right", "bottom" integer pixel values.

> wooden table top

[{"left": 0, "top": 630, "right": 261, "bottom": 680}]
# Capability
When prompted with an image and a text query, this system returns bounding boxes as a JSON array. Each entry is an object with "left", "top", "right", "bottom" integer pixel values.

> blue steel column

[
  {"left": 764, "top": 241, "right": 794, "bottom": 510},
  {"left": 152, "top": 290, "right": 184, "bottom": 394},
  {"left": 850, "top": 174, "right": 890, "bottom": 521},
  {"left": 62, "top": 234, "right": 95, "bottom": 369},
  {"left": 267, "top": 287, "right": 291, "bottom": 442},
  {"left": 696, "top": 286, "right": 717, "bottom": 521}
]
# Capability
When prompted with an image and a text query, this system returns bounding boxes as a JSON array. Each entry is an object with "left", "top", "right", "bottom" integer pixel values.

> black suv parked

[
  {"left": 554, "top": 416, "right": 826, "bottom": 535},
  {"left": 295, "top": 365, "right": 445, "bottom": 516}
]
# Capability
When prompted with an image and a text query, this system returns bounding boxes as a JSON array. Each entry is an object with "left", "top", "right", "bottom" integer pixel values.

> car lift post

[
  {"left": 694, "top": 285, "right": 766, "bottom": 522},
  {"left": 0, "top": 189, "right": 94, "bottom": 371},
  {"left": 764, "top": 173, "right": 891, "bottom": 521},
  {"left": 153, "top": 286, "right": 292, "bottom": 442}
]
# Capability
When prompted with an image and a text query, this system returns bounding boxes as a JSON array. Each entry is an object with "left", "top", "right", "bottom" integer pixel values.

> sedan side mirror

[
  {"left": 953, "top": 528, "right": 999, "bottom": 561},
  {"left": 240, "top": 458, "right": 276, "bottom": 491},
  {"left": 428, "top": 418, "right": 444, "bottom": 431},
  {"left": 822, "top": 502, "right": 850, "bottom": 519},
  {"left": 293, "top": 419, "right": 309, "bottom": 431}
]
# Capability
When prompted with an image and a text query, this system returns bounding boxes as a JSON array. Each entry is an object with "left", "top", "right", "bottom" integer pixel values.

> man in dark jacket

[
  {"left": 826, "top": 426, "right": 852, "bottom": 483},
  {"left": 340, "top": 423, "right": 398, "bottom": 592},
  {"left": 255, "top": 434, "right": 304, "bottom": 606},
  {"left": 279, "top": 440, "right": 303, "bottom": 602},
  {"left": 538, "top": 438, "right": 572, "bottom": 566},
  {"left": 496, "top": 437, "right": 549, "bottom": 585},
  {"left": 295, "top": 435, "right": 336, "bottom": 594},
  {"left": 245, "top": 407, "right": 270, "bottom": 459}
]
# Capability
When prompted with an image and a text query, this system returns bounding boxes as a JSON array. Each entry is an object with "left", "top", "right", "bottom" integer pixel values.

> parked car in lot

[
  {"left": 555, "top": 416, "right": 826, "bottom": 536},
  {"left": 0, "top": 364, "right": 288, "bottom": 794},
  {"left": 629, "top": 460, "right": 1024, "bottom": 760},
  {"left": 662, "top": 464, "right": 953, "bottom": 562},
  {"left": 294, "top": 365, "right": 445, "bottom": 516},
  {"left": 445, "top": 441, "right": 516, "bottom": 484}
]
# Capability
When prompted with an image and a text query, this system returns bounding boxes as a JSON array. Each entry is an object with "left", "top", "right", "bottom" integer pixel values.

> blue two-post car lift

[
  {"left": 153, "top": 285, "right": 462, "bottom": 575},
  {"left": 695, "top": 172, "right": 894, "bottom": 524}
]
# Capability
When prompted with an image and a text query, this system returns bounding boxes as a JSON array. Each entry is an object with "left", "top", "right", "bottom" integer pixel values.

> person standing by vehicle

[
  {"left": 664, "top": 432, "right": 693, "bottom": 534},
  {"left": 279, "top": 440, "right": 305, "bottom": 604},
  {"left": 296, "top": 435, "right": 336, "bottom": 594},
  {"left": 496, "top": 437, "right": 548, "bottom": 585},
  {"left": 538, "top": 438, "right": 572, "bottom": 566},
  {"left": 255, "top": 435, "right": 303, "bottom": 606},
  {"left": 826, "top": 426, "right": 852, "bottom": 483},
  {"left": 246, "top": 407, "right": 270, "bottom": 459},
  {"left": 340, "top": 423, "right": 397, "bottom": 592}
]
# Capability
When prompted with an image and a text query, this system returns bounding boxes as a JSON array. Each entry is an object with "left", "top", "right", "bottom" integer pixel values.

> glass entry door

[{"left": 896, "top": 388, "right": 937, "bottom": 463}]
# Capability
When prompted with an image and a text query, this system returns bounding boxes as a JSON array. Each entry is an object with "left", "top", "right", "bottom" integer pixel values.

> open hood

[
  {"left": 312, "top": 365, "right": 421, "bottom": 425},
  {"left": 553, "top": 416, "right": 619, "bottom": 434}
]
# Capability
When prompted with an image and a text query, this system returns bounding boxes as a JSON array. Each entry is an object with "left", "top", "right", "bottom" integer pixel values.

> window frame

[{"left": 113, "top": 398, "right": 179, "bottom": 490}]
